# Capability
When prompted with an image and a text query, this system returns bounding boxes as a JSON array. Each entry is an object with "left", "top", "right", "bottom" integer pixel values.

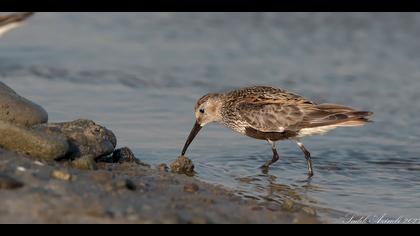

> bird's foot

[
  {"left": 260, "top": 161, "right": 274, "bottom": 174},
  {"left": 307, "top": 170, "right": 314, "bottom": 178},
  {"left": 260, "top": 160, "right": 274, "bottom": 169},
  {"left": 260, "top": 165, "right": 270, "bottom": 174}
]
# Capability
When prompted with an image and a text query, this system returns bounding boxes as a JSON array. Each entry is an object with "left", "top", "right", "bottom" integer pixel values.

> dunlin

[
  {"left": 0, "top": 12, "right": 34, "bottom": 38},
  {"left": 181, "top": 86, "right": 373, "bottom": 177}
]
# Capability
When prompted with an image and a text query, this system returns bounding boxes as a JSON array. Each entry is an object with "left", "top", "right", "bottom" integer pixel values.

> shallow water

[{"left": 1, "top": 12, "right": 420, "bottom": 223}]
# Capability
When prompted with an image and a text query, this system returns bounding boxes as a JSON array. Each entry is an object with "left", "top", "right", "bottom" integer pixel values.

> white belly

[{"left": 297, "top": 126, "right": 338, "bottom": 138}]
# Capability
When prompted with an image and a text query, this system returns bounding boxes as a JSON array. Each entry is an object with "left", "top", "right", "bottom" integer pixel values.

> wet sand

[{"left": 0, "top": 148, "right": 320, "bottom": 224}]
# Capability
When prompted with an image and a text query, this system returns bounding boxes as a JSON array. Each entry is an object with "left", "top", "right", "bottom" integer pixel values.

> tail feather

[
  {"left": 296, "top": 104, "right": 373, "bottom": 137},
  {"left": 305, "top": 104, "right": 373, "bottom": 128},
  {"left": 335, "top": 117, "right": 371, "bottom": 127},
  {"left": 315, "top": 103, "right": 356, "bottom": 113}
]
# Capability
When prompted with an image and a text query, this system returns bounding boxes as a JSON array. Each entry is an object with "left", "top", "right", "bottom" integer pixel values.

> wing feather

[
  {"left": 236, "top": 101, "right": 373, "bottom": 133},
  {"left": 237, "top": 102, "right": 308, "bottom": 132}
]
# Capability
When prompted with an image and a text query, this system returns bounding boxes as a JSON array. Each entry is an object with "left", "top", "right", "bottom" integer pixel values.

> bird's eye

[{"left": 199, "top": 108, "right": 205, "bottom": 114}]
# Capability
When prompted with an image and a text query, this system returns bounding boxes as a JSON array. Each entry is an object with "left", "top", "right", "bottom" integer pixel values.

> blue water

[{"left": 1, "top": 12, "right": 420, "bottom": 223}]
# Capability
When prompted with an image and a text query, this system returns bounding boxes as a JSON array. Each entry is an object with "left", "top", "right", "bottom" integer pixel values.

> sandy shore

[{"left": 0, "top": 148, "right": 320, "bottom": 224}]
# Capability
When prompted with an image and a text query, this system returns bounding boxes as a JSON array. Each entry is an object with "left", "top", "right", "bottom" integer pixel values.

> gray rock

[
  {"left": 0, "top": 81, "right": 48, "bottom": 126},
  {"left": 34, "top": 119, "right": 117, "bottom": 160},
  {"left": 0, "top": 120, "right": 69, "bottom": 160},
  {"left": 111, "top": 147, "right": 149, "bottom": 167},
  {"left": 112, "top": 147, "right": 136, "bottom": 163}
]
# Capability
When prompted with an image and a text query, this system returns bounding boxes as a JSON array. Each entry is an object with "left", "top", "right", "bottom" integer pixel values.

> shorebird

[
  {"left": 181, "top": 86, "right": 373, "bottom": 177},
  {"left": 0, "top": 12, "right": 34, "bottom": 38}
]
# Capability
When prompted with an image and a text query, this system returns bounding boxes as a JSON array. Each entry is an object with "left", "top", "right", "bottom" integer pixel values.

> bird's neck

[{"left": 210, "top": 94, "right": 227, "bottom": 123}]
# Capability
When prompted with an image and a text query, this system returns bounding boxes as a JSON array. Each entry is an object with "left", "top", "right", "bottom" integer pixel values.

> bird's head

[{"left": 181, "top": 93, "right": 224, "bottom": 155}]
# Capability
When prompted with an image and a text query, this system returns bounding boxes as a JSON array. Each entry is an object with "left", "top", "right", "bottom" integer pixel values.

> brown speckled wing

[
  {"left": 236, "top": 102, "right": 307, "bottom": 133},
  {"left": 236, "top": 100, "right": 372, "bottom": 133}
]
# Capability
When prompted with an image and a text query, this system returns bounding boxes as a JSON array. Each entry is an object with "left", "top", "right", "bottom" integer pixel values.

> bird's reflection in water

[{"left": 236, "top": 170, "right": 323, "bottom": 209}]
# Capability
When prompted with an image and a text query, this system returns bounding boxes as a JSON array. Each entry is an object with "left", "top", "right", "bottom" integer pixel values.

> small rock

[
  {"left": 112, "top": 147, "right": 149, "bottom": 167},
  {"left": 33, "top": 161, "right": 45, "bottom": 166},
  {"left": 51, "top": 170, "right": 72, "bottom": 181},
  {"left": 16, "top": 166, "right": 26, "bottom": 172},
  {"left": 0, "top": 174, "right": 24, "bottom": 189},
  {"left": 72, "top": 155, "right": 97, "bottom": 170},
  {"left": 0, "top": 81, "right": 48, "bottom": 126},
  {"left": 0, "top": 120, "right": 69, "bottom": 160},
  {"left": 170, "top": 155, "right": 195, "bottom": 176},
  {"left": 183, "top": 183, "right": 199, "bottom": 193},
  {"left": 112, "top": 147, "right": 135, "bottom": 163},
  {"left": 157, "top": 163, "right": 169, "bottom": 172},
  {"left": 302, "top": 206, "right": 317, "bottom": 216},
  {"left": 33, "top": 119, "right": 117, "bottom": 160}
]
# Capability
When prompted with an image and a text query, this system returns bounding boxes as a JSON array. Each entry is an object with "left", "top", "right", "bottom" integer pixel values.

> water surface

[{"left": 1, "top": 12, "right": 419, "bottom": 223}]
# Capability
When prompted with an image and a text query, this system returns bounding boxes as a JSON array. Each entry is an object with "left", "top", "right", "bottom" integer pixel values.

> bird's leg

[
  {"left": 261, "top": 140, "right": 280, "bottom": 169},
  {"left": 293, "top": 139, "right": 314, "bottom": 177}
]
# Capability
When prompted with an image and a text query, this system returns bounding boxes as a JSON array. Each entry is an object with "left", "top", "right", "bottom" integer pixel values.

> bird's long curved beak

[{"left": 181, "top": 121, "right": 202, "bottom": 155}]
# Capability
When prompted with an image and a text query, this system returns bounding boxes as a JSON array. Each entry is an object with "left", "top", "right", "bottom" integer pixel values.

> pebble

[
  {"left": 170, "top": 155, "right": 195, "bottom": 176},
  {"left": 51, "top": 170, "right": 72, "bottom": 181}
]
